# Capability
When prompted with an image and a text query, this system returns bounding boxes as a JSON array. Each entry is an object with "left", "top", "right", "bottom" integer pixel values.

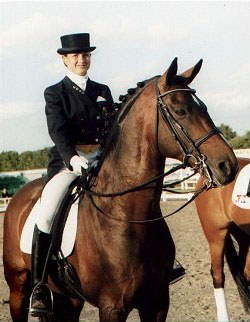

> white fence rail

[
  {"left": 161, "top": 192, "right": 194, "bottom": 202},
  {"left": 0, "top": 198, "right": 11, "bottom": 212}
]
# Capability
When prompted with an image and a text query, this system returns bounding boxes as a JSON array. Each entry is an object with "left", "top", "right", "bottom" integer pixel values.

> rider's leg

[
  {"left": 36, "top": 169, "right": 78, "bottom": 234},
  {"left": 30, "top": 149, "right": 101, "bottom": 316},
  {"left": 30, "top": 169, "right": 78, "bottom": 316}
]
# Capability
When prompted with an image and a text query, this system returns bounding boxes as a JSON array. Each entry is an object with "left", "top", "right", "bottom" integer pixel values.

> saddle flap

[{"left": 20, "top": 198, "right": 79, "bottom": 257}]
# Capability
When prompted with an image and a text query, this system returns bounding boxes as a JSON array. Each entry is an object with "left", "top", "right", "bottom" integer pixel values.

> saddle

[
  {"left": 232, "top": 163, "right": 250, "bottom": 210},
  {"left": 232, "top": 164, "right": 250, "bottom": 209},
  {"left": 20, "top": 178, "right": 81, "bottom": 257}
]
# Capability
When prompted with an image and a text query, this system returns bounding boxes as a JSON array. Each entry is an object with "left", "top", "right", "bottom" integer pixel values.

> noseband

[{"left": 156, "top": 81, "right": 220, "bottom": 187}]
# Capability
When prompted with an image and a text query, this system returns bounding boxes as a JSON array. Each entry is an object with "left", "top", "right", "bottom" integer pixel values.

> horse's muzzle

[{"left": 210, "top": 158, "right": 239, "bottom": 186}]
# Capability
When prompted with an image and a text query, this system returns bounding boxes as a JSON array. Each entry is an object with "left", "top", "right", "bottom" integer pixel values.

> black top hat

[{"left": 57, "top": 33, "right": 96, "bottom": 55}]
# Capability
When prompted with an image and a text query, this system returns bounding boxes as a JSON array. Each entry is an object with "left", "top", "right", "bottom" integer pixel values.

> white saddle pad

[
  {"left": 20, "top": 197, "right": 79, "bottom": 257},
  {"left": 232, "top": 163, "right": 250, "bottom": 209}
]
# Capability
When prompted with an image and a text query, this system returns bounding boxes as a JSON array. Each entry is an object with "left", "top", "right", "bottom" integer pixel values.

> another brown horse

[
  {"left": 195, "top": 157, "right": 250, "bottom": 321},
  {"left": 3, "top": 58, "right": 238, "bottom": 322}
]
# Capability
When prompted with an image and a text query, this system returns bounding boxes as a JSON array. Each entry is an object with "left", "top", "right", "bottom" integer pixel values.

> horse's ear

[
  {"left": 181, "top": 59, "right": 203, "bottom": 85},
  {"left": 165, "top": 57, "right": 178, "bottom": 86}
]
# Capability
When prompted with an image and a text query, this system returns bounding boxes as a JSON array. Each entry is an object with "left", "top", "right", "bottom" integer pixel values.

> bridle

[
  {"left": 75, "top": 79, "right": 221, "bottom": 223},
  {"left": 156, "top": 80, "right": 220, "bottom": 188}
]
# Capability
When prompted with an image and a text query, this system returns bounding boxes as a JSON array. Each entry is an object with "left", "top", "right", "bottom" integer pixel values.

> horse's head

[{"left": 156, "top": 58, "right": 238, "bottom": 187}]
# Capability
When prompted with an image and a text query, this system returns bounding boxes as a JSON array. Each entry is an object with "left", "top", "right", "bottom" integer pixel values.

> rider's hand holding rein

[{"left": 70, "top": 155, "right": 89, "bottom": 174}]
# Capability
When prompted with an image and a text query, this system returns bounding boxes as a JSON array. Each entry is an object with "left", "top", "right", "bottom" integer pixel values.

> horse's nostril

[{"left": 218, "top": 160, "right": 231, "bottom": 176}]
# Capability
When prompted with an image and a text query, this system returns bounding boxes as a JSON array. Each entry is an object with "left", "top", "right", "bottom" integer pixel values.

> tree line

[
  {"left": 0, "top": 175, "right": 26, "bottom": 196},
  {"left": 217, "top": 124, "right": 250, "bottom": 149},
  {"left": 0, "top": 147, "right": 50, "bottom": 172},
  {"left": 0, "top": 124, "right": 249, "bottom": 173}
]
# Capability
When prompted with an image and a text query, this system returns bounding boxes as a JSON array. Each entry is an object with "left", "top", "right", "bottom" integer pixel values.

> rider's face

[{"left": 62, "top": 52, "right": 91, "bottom": 76}]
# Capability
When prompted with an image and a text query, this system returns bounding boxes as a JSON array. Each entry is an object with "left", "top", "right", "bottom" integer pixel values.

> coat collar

[
  {"left": 62, "top": 76, "right": 95, "bottom": 96},
  {"left": 62, "top": 76, "right": 98, "bottom": 100}
]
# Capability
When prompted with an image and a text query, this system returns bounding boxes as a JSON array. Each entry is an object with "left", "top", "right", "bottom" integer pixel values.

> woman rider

[{"left": 29, "top": 33, "right": 114, "bottom": 317}]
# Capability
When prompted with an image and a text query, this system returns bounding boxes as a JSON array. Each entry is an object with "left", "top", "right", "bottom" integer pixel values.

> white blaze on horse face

[{"left": 62, "top": 52, "right": 91, "bottom": 76}]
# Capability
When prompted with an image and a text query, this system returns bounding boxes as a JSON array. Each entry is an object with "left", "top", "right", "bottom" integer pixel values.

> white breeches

[
  {"left": 35, "top": 169, "right": 77, "bottom": 233},
  {"left": 35, "top": 149, "right": 100, "bottom": 233}
]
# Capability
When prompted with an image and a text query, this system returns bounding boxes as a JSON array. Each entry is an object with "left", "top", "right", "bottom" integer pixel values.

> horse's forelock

[{"left": 173, "top": 75, "right": 187, "bottom": 85}]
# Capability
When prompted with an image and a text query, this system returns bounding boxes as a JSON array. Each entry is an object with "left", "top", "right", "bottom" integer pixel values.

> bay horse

[
  {"left": 195, "top": 157, "right": 250, "bottom": 321},
  {"left": 3, "top": 58, "right": 238, "bottom": 322}
]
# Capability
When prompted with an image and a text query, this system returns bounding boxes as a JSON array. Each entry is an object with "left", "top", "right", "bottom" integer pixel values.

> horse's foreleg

[
  {"left": 137, "top": 291, "right": 169, "bottom": 322},
  {"left": 138, "top": 307, "right": 168, "bottom": 322},
  {"left": 209, "top": 230, "right": 230, "bottom": 321},
  {"left": 99, "top": 306, "right": 129, "bottom": 322}
]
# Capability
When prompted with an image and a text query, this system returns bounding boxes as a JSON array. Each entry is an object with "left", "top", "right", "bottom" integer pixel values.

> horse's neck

[
  {"left": 81, "top": 91, "right": 165, "bottom": 243},
  {"left": 98, "top": 90, "right": 165, "bottom": 199}
]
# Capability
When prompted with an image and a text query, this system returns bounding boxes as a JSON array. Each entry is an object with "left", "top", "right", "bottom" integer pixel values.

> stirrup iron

[{"left": 29, "top": 282, "right": 53, "bottom": 317}]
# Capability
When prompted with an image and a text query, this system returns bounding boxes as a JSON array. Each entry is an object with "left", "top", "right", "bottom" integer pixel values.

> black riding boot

[{"left": 29, "top": 224, "right": 53, "bottom": 317}]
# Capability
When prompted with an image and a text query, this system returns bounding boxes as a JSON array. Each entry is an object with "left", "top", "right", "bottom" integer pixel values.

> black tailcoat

[{"left": 45, "top": 76, "right": 113, "bottom": 178}]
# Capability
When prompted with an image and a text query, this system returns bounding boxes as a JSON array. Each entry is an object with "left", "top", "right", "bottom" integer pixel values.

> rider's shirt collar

[{"left": 67, "top": 70, "right": 89, "bottom": 91}]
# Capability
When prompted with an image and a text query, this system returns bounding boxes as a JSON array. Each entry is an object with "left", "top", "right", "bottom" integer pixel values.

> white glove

[{"left": 70, "top": 155, "right": 88, "bottom": 175}]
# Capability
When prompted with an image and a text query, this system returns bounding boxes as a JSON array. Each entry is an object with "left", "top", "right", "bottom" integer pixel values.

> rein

[
  {"left": 85, "top": 184, "right": 207, "bottom": 224},
  {"left": 76, "top": 80, "right": 220, "bottom": 224},
  {"left": 81, "top": 162, "right": 184, "bottom": 198},
  {"left": 75, "top": 164, "right": 207, "bottom": 224}
]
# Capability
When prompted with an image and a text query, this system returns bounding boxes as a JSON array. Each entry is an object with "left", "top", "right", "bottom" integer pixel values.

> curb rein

[{"left": 76, "top": 79, "right": 220, "bottom": 224}]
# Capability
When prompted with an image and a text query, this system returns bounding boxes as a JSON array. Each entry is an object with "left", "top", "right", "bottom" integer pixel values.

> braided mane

[{"left": 99, "top": 76, "right": 159, "bottom": 162}]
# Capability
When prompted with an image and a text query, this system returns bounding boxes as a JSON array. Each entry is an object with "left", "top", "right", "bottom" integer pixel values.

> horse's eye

[{"left": 174, "top": 107, "right": 186, "bottom": 116}]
